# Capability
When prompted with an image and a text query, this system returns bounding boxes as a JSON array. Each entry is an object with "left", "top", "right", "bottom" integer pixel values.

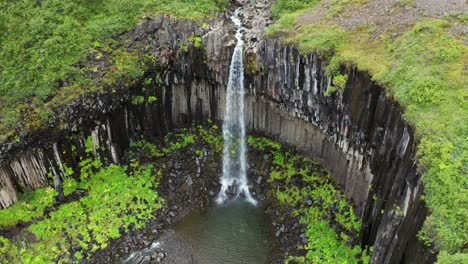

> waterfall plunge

[{"left": 216, "top": 9, "right": 257, "bottom": 206}]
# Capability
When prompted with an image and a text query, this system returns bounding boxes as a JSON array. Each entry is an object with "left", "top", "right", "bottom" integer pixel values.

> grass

[
  {"left": 267, "top": 1, "right": 467, "bottom": 262},
  {"left": 0, "top": 0, "right": 228, "bottom": 143},
  {"left": 326, "top": 0, "right": 372, "bottom": 18},
  {"left": 271, "top": 0, "right": 320, "bottom": 19}
]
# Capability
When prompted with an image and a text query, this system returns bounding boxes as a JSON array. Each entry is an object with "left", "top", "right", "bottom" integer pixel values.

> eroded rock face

[{"left": 0, "top": 3, "right": 434, "bottom": 263}]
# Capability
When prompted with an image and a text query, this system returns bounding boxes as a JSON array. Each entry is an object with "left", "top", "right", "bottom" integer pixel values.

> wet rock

[
  {"left": 275, "top": 229, "right": 282, "bottom": 237},
  {"left": 225, "top": 181, "right": 238, "bottom": 199},
  {"left": 186, "top": 177, "right": 193, "bottom": 186},
  {"left": 256, "top": 176, "right": 263, "bottom": 184},
  {"left": 168, "top": 211, "right": 177, "bottom": 217}
]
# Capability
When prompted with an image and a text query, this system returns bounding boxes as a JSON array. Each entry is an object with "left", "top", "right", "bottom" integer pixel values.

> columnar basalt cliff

[
  {"left": 243, "top": 40, "right": 434, "bottom": 263},
  {"left": 0, "top": 8, "right": 435, "bottom": 264}
]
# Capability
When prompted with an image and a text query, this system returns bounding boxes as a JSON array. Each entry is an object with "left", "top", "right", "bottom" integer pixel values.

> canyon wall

[{"left": 0, "top": 15, "right": 434, "bottom": 263}]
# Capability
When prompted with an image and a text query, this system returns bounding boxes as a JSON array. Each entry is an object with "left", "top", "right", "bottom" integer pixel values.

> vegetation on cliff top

[
  {"left": 267, "top": 0, "right": 467, "bottom": 262},
  {"left": 0, "top": 0, "right": 227, "bottom": 143}
]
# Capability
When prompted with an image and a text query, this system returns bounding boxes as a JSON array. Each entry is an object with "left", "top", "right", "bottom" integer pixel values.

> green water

[{"left": 174, "top": 200, "right": 278, "bottom": 264}]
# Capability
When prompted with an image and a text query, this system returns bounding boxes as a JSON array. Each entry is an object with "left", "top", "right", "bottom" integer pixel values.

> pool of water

[{"left": 174, "top": 200, "right": 278, "bottom": 264}]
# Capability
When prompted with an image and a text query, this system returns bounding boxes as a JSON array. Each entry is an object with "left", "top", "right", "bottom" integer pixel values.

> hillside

[{"left": 266, "top": 0, "right": 467, "bottom": 262}]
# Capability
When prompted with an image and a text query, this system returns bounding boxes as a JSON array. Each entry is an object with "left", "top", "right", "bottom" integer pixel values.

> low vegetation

[
  {"left": 267, "top": 1, "right": 467, "bottom": 262},
  {"left": 0, "top": 188, "right": 57, "bottom": 228},
  {"left": 249, "top": 136, "right": 371, "bottom": 263}
]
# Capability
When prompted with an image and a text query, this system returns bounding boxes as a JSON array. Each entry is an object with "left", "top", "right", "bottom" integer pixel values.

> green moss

[
  {"left": 188, "top": 34, "right": 203, "bottom": 48},
  {"left": 436, "top": 251, "right": 468, "bottom": 264},
  {"left": 179, "top": 41, "right": 189, "bottom": 52},
  {"left": 163, "top": 132, "right": 196, "bottom": 154},
  {"left": 324, "top": 85, "right": 338, "bottom": 96},
  {"left": 131, "top": 96, "right": 145, "bottom": 105},
  {"left": 332, "top": 74, "right": 348, "bottom": 90},
  {"left": 148, "top": 96, "right": 158, "bottom": 103},
  {"left": 197, "top": 122, "right": 223, "bottom": 154},
  {"left": 130, "top": 139, "right": 165, "bottom": 158}
]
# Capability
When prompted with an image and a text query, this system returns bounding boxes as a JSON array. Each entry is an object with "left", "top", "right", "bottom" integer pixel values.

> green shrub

[
  {"left": 332, "top": 74, "right": 347, "bottom": 90},
  {"left": 436, "top": 251, "right": 468, "bottom": 264}
]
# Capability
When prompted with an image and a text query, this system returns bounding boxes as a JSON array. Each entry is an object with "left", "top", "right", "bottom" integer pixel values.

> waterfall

[{"left": 216, "top": 8, "right": 257, "bottom": 206}]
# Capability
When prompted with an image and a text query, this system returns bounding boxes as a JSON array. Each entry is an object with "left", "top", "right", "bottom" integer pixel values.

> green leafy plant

[
  {"left": 0, "top": 187, "right": 57, "bottom": 228},
  {"left": 1, "top": 162, "right": 164, "bottom": 263},
  {"left": 188, "top": 34, "right": 203, "bottom": 48}
]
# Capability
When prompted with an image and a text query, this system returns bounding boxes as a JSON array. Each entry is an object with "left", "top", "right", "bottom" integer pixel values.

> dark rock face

[{"left": 0, "top": 7, "right": 435, "bottom": 264}]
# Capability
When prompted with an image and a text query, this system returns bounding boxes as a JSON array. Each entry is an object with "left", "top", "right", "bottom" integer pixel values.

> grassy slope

[
  {"left": 267, "top": 0, "right": 467, "bottom": 262},
  {"left": 0, "top": 0, "right": 227, "bottom": 142}
]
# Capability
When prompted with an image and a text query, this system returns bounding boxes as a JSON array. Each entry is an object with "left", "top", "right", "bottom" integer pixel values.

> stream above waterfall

[{"left": 173, "top": 200, "right": 278, "bottom": 264}]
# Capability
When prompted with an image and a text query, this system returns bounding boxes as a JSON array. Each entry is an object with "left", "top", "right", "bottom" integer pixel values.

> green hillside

[
  {"left": 267, "top": 0, "right": 467, "bottom": 262},
  {"left": 0, "top": 0, "right": 227, "bottom": 142}
]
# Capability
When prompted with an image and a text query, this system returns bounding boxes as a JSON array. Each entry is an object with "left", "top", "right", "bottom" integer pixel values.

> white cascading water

[{"left": 216, "top": 8, "right": 257, "bottom": 206}]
